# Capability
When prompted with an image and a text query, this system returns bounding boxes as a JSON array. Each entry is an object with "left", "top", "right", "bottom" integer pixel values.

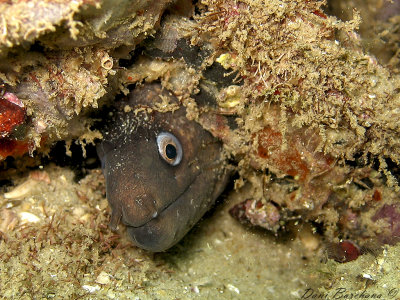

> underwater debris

[
  {"left": 229, "top": 198, "right": 281, "bottom": 232},
  {"left": 326, "top": 240, "right": 361, "bottom": 263}
]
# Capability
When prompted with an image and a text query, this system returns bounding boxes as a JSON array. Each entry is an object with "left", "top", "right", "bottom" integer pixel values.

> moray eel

[{"left": 97, "top": 83, "right": 229, "bottom": 252}]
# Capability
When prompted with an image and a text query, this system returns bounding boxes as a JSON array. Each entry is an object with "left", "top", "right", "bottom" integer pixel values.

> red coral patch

[
  {"left": 256, "top": 128, "right": 310, "bottom": 181},
  {"left": 0, "top": 139, "right": 30, "bottom": 160},
  {"left": 0, "top": 92, "right": 26, "bottom": 138}
]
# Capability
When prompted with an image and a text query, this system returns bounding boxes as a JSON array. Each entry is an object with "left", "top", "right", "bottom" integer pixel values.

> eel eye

[{"left": 156, "top": 132, "right": 183, "bottom": 166}]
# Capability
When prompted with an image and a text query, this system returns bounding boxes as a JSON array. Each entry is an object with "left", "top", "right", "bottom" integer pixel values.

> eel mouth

[
  {"left": 124, "top": 197, "right": 186, "bottom": 252},
  {"left": 123, "top": 172, "right": 200, "bottom": 229},
  {"left": 122, "top": 173, "right": 201, "bottom": 252}
]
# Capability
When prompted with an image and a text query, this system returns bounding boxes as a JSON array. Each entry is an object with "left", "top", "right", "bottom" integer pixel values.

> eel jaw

[
  {"left": 126, "top": 176, "right": 219, "bottom": 251},
  {"left": 124, "top": 197, "right": 196, "bottom": 252},
  {"left": 121, "top": 174, "right": 202, "bottom": 252}
]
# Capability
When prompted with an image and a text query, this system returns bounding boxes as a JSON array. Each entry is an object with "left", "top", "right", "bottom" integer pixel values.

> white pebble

[
  {"left": 19, "top": 212, "right": 40, "bottom": 223},
  {"left": 96, "top": 271, "right": 111, "bottom": 285},
  {"left": 82, "top": 285, "right": 100, "bottom": 293},
  {"left": 227, "top": 284, "right": 240, "bottom": 294}
]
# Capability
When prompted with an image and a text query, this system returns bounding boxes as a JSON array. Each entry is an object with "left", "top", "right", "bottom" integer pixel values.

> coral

[
  {"left": 0, "top": 0, "right": 171, "bottom": 55},
  {"left": 195, "top": 0, "right": 400, "bottom": 167},
  {"left": 184, "top": 0, "right": 400, "bottom": 246},
  {"left": 0, "top": 92, "right": 25, "bottom": 138},
  {"left": 0, "top": 0, "right": 173, "bottom": 160}
]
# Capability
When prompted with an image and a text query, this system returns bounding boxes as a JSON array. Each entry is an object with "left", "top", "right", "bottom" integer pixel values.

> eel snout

[{"left": 97, "top": 83, "right": 230, "bottom": 251}]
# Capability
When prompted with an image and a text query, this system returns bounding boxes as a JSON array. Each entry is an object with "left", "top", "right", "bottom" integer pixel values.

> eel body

[{"left": 97, "top": 83, "right": 229, "bottom": 251}]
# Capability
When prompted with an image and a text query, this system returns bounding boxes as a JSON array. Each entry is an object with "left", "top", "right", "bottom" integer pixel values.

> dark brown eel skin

[{"left": 97, "top": 83, "right": 230, "bottom": 252}]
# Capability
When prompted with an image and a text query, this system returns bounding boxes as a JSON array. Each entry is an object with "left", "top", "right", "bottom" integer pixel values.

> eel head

[{"left": 97, "top": 83, "right": 229, "bottom": 251}]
